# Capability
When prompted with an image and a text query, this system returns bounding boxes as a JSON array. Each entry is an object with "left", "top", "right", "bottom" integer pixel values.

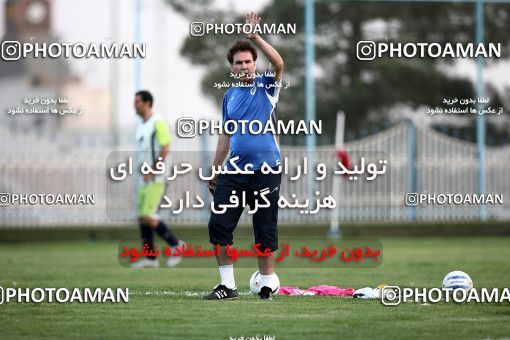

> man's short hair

[
  {"left": 227, "top": 40, "right": 257, "bottom": 65},
  {"left": 135, "top": 90, "right": 153, "bottom": 107}
]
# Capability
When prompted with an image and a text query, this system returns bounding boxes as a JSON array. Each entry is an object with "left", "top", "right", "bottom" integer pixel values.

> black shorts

[{"left": 208, "top": 169, "right": 282, "bottom": 252}]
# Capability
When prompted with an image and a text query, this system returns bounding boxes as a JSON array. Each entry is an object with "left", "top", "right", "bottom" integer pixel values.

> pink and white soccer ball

[{"left": 249, "top": 271, "right": 280, "bottom": 295}]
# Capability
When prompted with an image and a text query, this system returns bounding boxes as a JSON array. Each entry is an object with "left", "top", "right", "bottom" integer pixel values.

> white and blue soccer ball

[
  {"left": 249, "top": 270, "right": 280, "bottom": 295},
  {"left": 442, "top": 271, "right": 473, "bottom": 291}
]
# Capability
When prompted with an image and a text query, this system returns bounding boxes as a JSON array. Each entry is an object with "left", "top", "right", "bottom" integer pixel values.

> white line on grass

[{"left": 130, "top": 290, "right": 253, "bottom": 297}]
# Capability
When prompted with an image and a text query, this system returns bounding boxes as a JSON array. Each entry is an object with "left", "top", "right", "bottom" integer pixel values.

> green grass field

[{"left": 0, "top": 236, "right": 509, "bottom": 339}]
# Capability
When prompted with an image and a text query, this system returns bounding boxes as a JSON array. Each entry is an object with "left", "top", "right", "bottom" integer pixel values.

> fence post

[
  {"left": 475, "top": 0, "right": 487, "bottom": 221},
  {"left": 405, "top": 119, "right": 417, "bottom": 221}
]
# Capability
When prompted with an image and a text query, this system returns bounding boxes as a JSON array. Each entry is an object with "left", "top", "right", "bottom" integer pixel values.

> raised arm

[{"left": 245, "top": 12, "right": 284, "bottom": 82}]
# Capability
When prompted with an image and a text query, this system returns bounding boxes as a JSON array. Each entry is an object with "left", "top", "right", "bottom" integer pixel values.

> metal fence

[{"left": 0, "top": 122, "right": 508, "bottom": 228}]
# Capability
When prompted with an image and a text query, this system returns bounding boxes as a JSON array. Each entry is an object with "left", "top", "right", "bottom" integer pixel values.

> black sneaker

[
  {"left": 202, "top": 284, "right": 238, "bottom": 300},
  {"left": 258, "top": 286, "right": 273, "bottom": 300}
]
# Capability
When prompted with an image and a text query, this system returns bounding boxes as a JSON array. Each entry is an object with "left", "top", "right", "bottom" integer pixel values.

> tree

[{"left": 167, "top": 0, "right": 510, "bottom": 145}]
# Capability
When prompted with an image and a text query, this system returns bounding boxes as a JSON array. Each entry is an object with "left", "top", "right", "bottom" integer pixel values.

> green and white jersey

[{"left": 135, "top": 113, "right": 172, "bottom": 187}]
